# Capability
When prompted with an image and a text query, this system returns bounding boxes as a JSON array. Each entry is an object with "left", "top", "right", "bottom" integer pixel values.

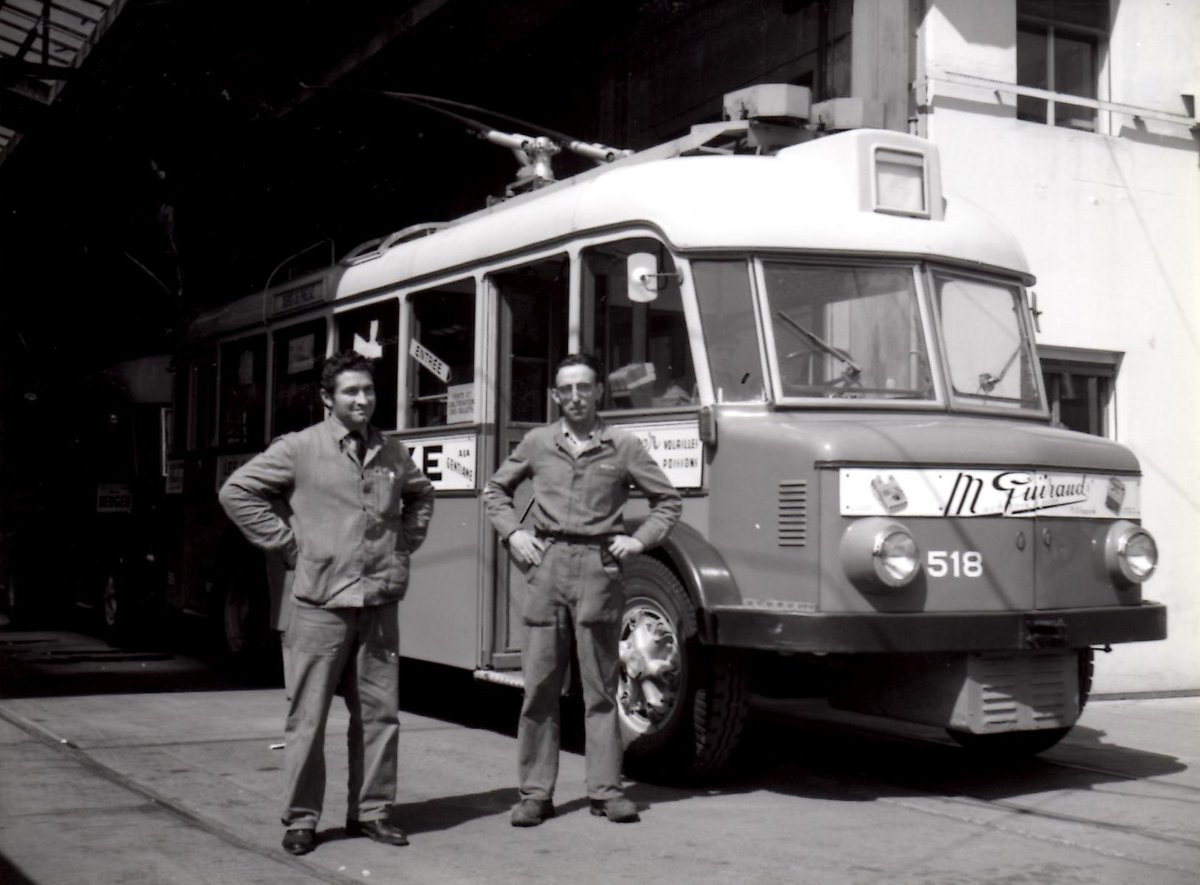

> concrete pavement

[{"left": 1, "top": 634, "right": 1198, "bottom": 884}]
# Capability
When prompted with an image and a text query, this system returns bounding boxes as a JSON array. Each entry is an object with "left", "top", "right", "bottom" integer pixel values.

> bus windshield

[
  {"left": 761, "top": 262, "right": 934, "bottom": 401},
  {"left": 933, "top": 272, "right": 1043, "bottom": 411}
]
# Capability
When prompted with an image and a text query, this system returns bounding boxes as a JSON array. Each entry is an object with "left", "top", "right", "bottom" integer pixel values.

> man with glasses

[{"left": 484, "top": 353, "right": 682, "bottom": 827}]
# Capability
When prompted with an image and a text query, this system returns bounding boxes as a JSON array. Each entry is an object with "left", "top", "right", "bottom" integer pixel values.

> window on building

[
  {"left": 1039, "top": 345, "right": 1119, "bottom": 436},
  {"left": 1017, "top": 0, "right": 1108, "bottom": 131}
]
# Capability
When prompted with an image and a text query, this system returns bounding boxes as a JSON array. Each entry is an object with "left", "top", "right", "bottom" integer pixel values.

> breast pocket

[
  {"left": 366, "top": 468, "right": 404, "bottom": 517},
  {"left": 584, "top": 461, "right": 624, "bottom": 514}
]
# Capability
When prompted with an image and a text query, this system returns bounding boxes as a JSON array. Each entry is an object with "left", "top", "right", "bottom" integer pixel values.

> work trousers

[
  {"left": 281, "top": 602, "right": 400, "bottom": 830},
  {"left": 518, "top": 540, "right": 625, "bottom": 802}
]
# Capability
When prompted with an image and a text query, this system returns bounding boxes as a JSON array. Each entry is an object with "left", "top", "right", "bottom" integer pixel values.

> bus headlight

[
  {"left": 1104, "top": 521, "right": 1158, "bottom": 586},
  {"left": 841, "top": 518, "right": 921, "bottom": 592}
]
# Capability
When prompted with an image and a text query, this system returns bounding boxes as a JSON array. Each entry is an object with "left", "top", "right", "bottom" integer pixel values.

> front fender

[{"left": 636, "top": 519, "right": 742, "bottom": 643}]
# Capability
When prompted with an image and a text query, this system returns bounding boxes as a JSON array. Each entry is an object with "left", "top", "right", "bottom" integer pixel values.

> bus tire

[
  {"left": 617, "top": 555, "right": 749, "bottom": 782},
  {"left": 946, "top": 648, "right": 1094, "bottom": 759}
]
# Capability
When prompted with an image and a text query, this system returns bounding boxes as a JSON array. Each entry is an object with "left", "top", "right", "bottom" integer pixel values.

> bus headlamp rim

[
  {"left": 1104, "top": 520, "right": 1158, "bottom": 586},
  {"left": 841, "top": 517, "right": 921, "bottom": 593},
  {"left": 872, "top": 526, "right": 920, "bottom": 588}
]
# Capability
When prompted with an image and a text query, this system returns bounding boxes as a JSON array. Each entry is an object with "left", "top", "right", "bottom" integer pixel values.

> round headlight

[
  {"left": 841, "top": 518, "right": 921, "bottom": 592},
  {"left": 875, "top": 529, "right": 920, "bottom": 586},
  {"left": 1104, "top": 520, "right": 1158, "bottom": 586},
  {"left": 1119, "top": 528, "right": 1157, "bottom": 581}
]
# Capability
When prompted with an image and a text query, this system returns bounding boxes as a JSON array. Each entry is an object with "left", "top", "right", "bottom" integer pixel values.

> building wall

[
  {"left": 918, "top": 0, "right": 1200, "bottom": 694},
  {"left": 605, "top": 0, "right": 853, "bottom": 146}
]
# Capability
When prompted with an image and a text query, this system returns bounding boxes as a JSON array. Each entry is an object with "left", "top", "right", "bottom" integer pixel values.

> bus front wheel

[{"left": 617, "top": 555, "right": 749, "bottom": 781}]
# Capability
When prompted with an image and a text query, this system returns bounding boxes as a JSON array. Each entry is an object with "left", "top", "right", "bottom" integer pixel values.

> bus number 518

[{"left": 927, "top": 550, "right": 984, "bottom": 578}]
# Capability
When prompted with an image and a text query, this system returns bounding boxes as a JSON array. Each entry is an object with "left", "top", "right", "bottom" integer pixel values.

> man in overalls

[{"left": 485, "top": 353, "right": 681, "bottom": 827}]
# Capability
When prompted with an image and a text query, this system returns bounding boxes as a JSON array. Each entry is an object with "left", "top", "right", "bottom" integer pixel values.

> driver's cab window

[
  {"left": 582, "top": 238, "right": 696, "bottom": 411},
  {"left": 407, "top": 280, "right": 476, "bottom": 428}
]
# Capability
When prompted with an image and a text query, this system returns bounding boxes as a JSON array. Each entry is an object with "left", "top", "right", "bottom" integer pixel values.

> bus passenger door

[{"left": 488, "top": 257, "right": 568, "bottom": 670}]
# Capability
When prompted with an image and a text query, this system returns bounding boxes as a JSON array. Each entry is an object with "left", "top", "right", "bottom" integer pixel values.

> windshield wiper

[
  {"left": 775, "top": 311, "right": 862, "bottom": 380},
  {"left": 978, "top": 344, "right": 1022, "bottom": 393}
]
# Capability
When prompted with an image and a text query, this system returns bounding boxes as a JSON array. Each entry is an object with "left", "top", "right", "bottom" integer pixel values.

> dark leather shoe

[
  {"left": 510, "top": 798, "right": 555, "bottom": 827},
  {"left": 589, "top": 796, "right": 640, "bottom": 822},
  {"left": 346, "top": 818, "right": 409, "bottom": 846},
  {"left": 282, "top": 828, "right": 315, "bottom": 855}
]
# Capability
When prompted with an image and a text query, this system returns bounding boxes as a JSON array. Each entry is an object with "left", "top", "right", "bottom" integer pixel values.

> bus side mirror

[{"left": 627, "top": 252, "right": 662, "bottom": 303}]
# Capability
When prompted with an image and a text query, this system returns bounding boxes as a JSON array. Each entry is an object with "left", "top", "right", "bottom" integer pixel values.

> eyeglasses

[{"left": 553, "top": 382, "right": 596, "bottom": 399}]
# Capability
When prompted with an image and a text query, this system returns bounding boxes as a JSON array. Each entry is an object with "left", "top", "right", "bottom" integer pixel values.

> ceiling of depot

[{"left": 0, "top": 0, "right": 623, "bottom": 375}]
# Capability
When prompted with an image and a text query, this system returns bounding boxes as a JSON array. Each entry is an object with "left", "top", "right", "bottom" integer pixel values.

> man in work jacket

[
  {"left": 484, "top": 352, "right": 682, "bottom": 827},
  {"left": 219, "top": 351, "right": 435, "bottom": 856}
]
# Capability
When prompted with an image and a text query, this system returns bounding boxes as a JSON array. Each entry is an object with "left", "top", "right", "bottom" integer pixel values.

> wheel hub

[{"left": 618, "top": 604, "right": 681, "bottom": 733}]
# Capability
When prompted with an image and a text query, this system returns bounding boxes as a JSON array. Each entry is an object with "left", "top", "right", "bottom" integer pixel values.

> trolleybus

[{"left": 152, "top": 85, "right": 1164, "bottom": 776}]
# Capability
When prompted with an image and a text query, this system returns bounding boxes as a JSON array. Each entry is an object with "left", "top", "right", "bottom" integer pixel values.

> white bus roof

[
  {"left": 336, "top": 128, "right": 1033, "bottom": 300},
  {"left": 186, "top": 128, "right": 1033, "bottom": 343}
]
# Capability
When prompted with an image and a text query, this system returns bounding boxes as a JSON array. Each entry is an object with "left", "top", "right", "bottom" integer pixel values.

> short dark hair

[
  {"left": 555, "top": 353, "right": 604, "bottom": 381},
  {"left": 321, "top": 351, "right": 375, "bottom": 394}
]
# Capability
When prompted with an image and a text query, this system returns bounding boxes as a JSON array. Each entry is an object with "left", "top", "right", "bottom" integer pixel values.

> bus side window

[
  {"left": 582, "top": 238, "right": 695, "bottom": 411},
  {"left": 218, "top": 335, "right": 266, "bottom": 448},
  {"left": 183, "top": 347, "right": 217, "bottom": 451},
  {"left": 408, "top": 279, "right": 475, "bottom": 427},
  {"left": 336, "top": 299, "right": 400, "bottom": 430},
  {"left": 272, "top": 319, "right": 327, "bottom": 437},
  {"left": 492, "top": 258, "right": 569, "bottom": 424}
]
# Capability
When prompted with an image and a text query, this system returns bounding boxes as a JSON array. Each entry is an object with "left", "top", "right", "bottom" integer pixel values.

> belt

[{"left": 536, "top": 530, "right": 614, "bottom": 547}]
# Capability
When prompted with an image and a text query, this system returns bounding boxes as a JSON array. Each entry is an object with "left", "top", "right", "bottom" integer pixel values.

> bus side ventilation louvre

[{"left": 778, "top": 480, "right": 808, "bottom": 547}]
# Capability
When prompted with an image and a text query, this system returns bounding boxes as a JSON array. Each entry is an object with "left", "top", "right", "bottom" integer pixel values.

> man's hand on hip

[
  {"left": 607, "top": 535, "right": 645, "bottom": 560},
  {"left": 507, "top": 529, "right": 547, "bottom": 566}
]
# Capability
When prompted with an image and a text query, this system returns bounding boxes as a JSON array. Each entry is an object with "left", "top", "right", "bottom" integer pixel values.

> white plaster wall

[{"left": 918, "top": 0, "right": 1200, "bottom": 694}]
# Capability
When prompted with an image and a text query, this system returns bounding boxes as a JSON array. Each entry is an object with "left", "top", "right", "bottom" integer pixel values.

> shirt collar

[
  {"left": 557, "top": 418, "right": 612, "bottom": 444},
  {"left": 325, "top": 414, "right": 376, "bottom": 446}
]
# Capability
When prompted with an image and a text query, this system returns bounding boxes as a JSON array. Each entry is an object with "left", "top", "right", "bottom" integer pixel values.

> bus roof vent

[
  {"left": 810, "top": 97, "right": 886, "bottom": 132},
  {"left": 723, "top": 83, "right": 812, "bottom": 123},
  {"left": 723, "top": 84, "right": 812, "bottom": 153}
]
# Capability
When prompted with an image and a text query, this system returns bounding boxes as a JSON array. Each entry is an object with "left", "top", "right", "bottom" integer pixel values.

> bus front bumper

[{"left": 709, "top": 601, "right": 1167, "bottom": 653}]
